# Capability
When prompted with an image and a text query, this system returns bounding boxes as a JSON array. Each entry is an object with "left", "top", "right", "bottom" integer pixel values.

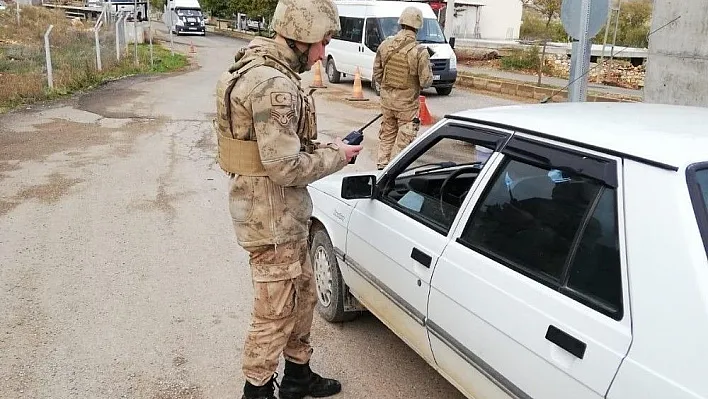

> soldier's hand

[{"left": 334, "top": 138, "right": 363, "bottom": 163}]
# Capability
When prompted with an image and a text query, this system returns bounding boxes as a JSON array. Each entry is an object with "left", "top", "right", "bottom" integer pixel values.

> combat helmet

[
  {"left": 398, "top": 6, "right": 423, "bottom": 30},
  {"left": 272, "top": 0, "right": 341, "bottom": 44}
]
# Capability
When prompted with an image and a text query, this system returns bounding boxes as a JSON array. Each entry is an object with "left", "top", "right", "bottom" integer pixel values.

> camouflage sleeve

[
  {"left": 250, "top": 76, "right": 347, "bottom": 187},
  {"left": 416, "top": 46, "right": 434, "bottom": 89},
  {"left": 373, "top": 46, "right": 383, "bottom": 85}
]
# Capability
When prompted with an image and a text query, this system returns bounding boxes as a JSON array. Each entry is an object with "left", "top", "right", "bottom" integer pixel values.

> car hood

[{"left": 425, "top": 43, "right": 455, "bottom": 60}]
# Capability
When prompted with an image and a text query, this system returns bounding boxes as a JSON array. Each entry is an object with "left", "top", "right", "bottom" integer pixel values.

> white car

[{"left": 307, "top": 102, "right": 708, "bottom": 399}]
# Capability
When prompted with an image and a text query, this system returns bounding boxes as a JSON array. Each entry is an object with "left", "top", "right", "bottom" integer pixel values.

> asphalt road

[{"left": 0, "top": 24, "right": 519, "bottom": 399}]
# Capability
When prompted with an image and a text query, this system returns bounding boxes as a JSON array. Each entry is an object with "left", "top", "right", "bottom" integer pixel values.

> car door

[
  {"left": 427, "top": 133, "right": 632, "bottom": 399},
  {"left": 343, "top": 121, "right": 510, "bottom": 365}
]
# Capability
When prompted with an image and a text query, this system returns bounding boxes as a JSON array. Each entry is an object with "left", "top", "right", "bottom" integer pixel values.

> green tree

[
  {"left": 593, "top": 0, "right": 652, "bottom": 48},
  {"left": 520, "top": 0, "right": 563, "bottom": 84}
]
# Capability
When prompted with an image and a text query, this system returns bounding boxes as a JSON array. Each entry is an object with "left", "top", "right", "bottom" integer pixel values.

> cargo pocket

[
  {"left": 253, "top": 278, "right": 297, "bottom": 321},
  {"left": 229, "top": 177, "right": 255, "bottom": 223}
]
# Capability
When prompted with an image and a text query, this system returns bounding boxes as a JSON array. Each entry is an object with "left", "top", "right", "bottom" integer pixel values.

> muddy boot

[
  {"left": 242, "top": 375, "right": 277, "bottom": 399},
  {"left": 278, "top": 360, "right": 341, "bottom": 399}
]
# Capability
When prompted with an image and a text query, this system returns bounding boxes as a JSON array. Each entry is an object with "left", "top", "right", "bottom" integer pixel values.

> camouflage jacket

[
  {"left": 217, "top": 37, "right": 348, "bottom": 250},
  {"left": 373, "top": 29, "right": 433, "bottom": 111}
]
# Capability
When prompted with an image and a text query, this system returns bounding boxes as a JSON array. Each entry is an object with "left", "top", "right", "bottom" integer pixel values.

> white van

[
  {"left": 325, "top": 0, "right": 457, "bottom": 96},
  {"left": 163, "top": 0, "right": 206, "bottom": 36}
]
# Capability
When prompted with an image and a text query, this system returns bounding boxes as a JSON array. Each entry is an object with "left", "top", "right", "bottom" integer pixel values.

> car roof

[
  {"left": 334, "top": 0, "right": 437, "bottom": 18},
  {"left": 448, "top": 102, "right": 708, "bottom": 170}
]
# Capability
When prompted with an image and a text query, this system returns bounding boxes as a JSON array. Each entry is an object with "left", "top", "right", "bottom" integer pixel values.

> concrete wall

[
  {"left": 478, "top": 0, "right": 523, "bottom": 40},
  {"left": 644, "top": 0, "right": 708, "bottom": 106}
]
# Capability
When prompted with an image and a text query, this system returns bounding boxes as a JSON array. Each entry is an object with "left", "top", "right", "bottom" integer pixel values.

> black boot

[
  {"left": 242, "top": 375, "right": 277, "bottom": 399},
  {"left": 278, "top": 360, "right": 341, "bottom": 399}
]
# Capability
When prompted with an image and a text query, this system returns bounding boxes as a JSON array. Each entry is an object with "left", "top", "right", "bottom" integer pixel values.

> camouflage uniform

[
  {"left": 213, "top": 1, "right": 348, "bottom": 397},
  {"left": 373, "top": 7, "right": 433, "bottom": 170}
]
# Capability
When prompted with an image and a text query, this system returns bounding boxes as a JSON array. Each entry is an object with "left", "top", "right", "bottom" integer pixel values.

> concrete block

[
  {"left": 500, "top": 82, "right": 518, "bottom": 95},
  {"left": 486, "top": 80, "right": 503, "bottom": 93}
]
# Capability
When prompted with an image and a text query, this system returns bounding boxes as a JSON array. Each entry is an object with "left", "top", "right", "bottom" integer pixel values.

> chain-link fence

[{"left": 0, "top": 5, "right": 155, "bottom": 106}]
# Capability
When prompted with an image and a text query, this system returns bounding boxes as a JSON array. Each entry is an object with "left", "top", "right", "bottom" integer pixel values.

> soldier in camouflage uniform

[
  {"left": 213, "top": 1, "right": 363, "bottom": 398},
  {"left": 372, "top": 6, "right": 434, "bottom": 170}
]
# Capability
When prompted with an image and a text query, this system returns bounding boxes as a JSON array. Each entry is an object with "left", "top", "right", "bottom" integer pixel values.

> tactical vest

[
  {"left": 214, "top": 54, "right": 317, "bottom": 176},
  {"left": 382, "top": 40, "right": 418, "bottom": 90}
]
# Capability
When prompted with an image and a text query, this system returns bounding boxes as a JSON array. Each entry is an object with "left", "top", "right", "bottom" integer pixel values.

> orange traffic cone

[
  {"left": 419, "top": 95, "right": 434, "bottom": 125},
  {"left": 347, "top": 67, "right": 369, "bottom": 101},
  {"left": 309, "top": 60, "right": 327, "bottom": 88}
]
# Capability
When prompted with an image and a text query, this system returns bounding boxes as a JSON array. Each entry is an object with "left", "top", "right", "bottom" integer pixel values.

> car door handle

[
  {"left": 411, "top": 247, "right": 432, "bottom": 268},
  {"left": 545, "top": 325, "right": 586, "bottom": 359}
]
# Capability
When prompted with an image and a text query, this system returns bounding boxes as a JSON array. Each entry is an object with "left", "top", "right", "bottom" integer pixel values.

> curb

[
  {"left": 206, "top": 25, "right": 259, "bottom": 42},
  {"left": 205, "top": 26, "right": 642, "bottom": 103},
  {"left": 455, "top": 72, "right": 642, "bottom": 103}
]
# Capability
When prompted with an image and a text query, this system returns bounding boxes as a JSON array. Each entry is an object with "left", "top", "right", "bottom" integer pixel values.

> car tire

[
  {"left": 326, "top": 58, "right": 341, "bottom": 84},
  {"left": 310, "top": 226, "right": 357, "bottom": 323},
  {"left": 436, "top": 86, "right": 453, "bottom": 96}
]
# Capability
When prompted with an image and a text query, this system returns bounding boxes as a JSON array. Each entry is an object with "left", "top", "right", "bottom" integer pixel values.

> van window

[
  {"left": 370, "top": 17, "right": 446, "bottom": 44},
  {"left": 334, "top": 16, "right": 364, "bottom": 43}
]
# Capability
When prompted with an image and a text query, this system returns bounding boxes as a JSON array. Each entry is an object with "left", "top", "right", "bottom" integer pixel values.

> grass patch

[{"left": 0, "top": 6, "right": 188, "bottom": 113}]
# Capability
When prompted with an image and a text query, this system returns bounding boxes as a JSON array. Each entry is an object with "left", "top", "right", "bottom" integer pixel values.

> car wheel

[
  {"left": 326, "top": 58, "right": 341, "bottom": 84},
  {"left": 436, "top": 86, "right": 453, "bottom": 96},
  {"left": 310, "top": 226, "right": 356, "bottom": 323}
]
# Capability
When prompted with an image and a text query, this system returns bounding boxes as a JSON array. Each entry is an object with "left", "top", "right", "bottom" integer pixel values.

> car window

[
  {"left": 696, "top": 169, "right": 708, "bottom": 214},
  {"left": 459, "top": 159, "right": 602, "bottom": 283},
  {"left": 458, "top": 153, "right": 624, "bottom": 319},
  {"left": 380, "top": 137, "right": 496, "bottom": 235},
  {"left": 566, "top": 187, "right": 623, "bottom": 316},
  {"left": 690, "top": 167, "right": 708, "bottom": 258},
  {"left": 334, "top": 16, "right": 364, "bottom": 43}
]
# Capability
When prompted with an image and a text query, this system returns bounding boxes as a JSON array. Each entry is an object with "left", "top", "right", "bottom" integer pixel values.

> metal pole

[
  {"left": 148, "top": 2, "right": 153, "bottom": 68},
  {"left": 568, "top": 0, "right": 592, "bottom": 102},
  {"left": 124, "top": 16, "right": 128, "bottom": 53},
  {"left": 133, "top": 0, "right": 138, "bottom": 66},
  {"left": 609, "top": 0, "right": 621, "bottom": 68},
  {"left": 44, "top": 25, "right": 54, "bottom": 90},
  {"left": 95, "top": 20, "right": 103, "bottom": 71},
  {"left": 597, "top": 5, "right": 613, "bottom": 83},
  {"left": 168, "top": 5, "right": 174, "bottom": 55},
  {"left": 116, "top": 14, "right": 123, "bottom": 60}
]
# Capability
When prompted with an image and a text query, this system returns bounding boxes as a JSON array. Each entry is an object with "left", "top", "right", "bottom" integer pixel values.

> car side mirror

[
  {"left": 341, "top": 175, "right": 376, "bottom": 199},
  {"left": 449, "top": 37, "right": 456, "bottom": 49}
]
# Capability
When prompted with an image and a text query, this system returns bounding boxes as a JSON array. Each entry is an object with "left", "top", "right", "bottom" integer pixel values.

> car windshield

[
  {"left": 177, "top": 9, "right": 201, "bottom": 16},
  {"left": 373, "top": 17, "right": 446, "bottom": 43}
]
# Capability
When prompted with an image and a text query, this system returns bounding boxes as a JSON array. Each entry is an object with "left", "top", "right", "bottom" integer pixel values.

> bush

[{"left": 519, "top": 11, "right": 569, "bottom": 42}]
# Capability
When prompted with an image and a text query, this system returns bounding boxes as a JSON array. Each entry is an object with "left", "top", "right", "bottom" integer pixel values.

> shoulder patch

[
  {"left": 271, "top": 92, "right": 293, "bottom": 106},
  {"left": 270, "top": 92, "right": 296, "bottom": 127}
]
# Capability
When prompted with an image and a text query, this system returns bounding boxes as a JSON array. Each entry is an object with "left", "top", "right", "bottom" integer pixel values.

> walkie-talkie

[{"left": 342, "top": 113, "right": 383, "bottom": 164}]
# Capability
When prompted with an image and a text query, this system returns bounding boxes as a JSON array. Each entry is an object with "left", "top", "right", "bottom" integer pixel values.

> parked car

[
  {"left": 307, "top": 102, "right": 708, "bottom": 399},
  {"left": 0, "top": 0, "right": 8, "bottom": 11}
]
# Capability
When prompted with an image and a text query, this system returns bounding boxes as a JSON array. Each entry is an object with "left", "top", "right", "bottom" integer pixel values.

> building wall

[
  {"left": 644, "top": 0, "right": 708, "bottom": 106},
  {"left": 478, "top": 0, "right": 523, "bottom": 40}
]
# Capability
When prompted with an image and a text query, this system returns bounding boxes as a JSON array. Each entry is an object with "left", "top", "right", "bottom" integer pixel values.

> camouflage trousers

[
  {"left": 241, "top": 239, "right": 317, "bottom": 386},
  {"left": 376, "top": 107, "right": 420, "bottom": 169}
]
